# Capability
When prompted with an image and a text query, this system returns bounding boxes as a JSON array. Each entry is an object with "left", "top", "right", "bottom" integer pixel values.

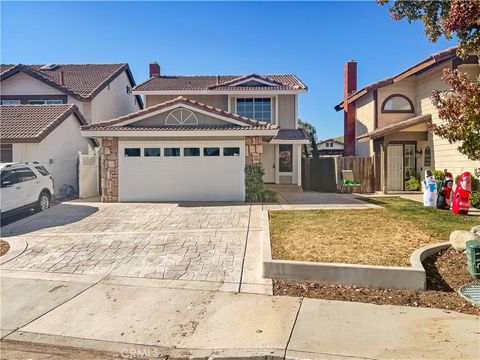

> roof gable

[
  {"left": 334, "top": 47, "right": 460, "bottom": 111},
  {"left": 0, "top": 64, "right": 142, "bottom": 106},
  {"left": 210, "top": 74, "right": 283, "bottom": 88},
  {"left": 133, "top": 74, "right": 307, "bottom": 93}
]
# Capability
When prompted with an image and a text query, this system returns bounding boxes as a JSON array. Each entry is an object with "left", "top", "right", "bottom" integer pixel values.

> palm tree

[{"left": 298, "top": 119, "right": 319, "bottom": 159}]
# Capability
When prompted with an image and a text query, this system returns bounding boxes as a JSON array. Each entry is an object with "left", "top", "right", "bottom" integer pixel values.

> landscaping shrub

[
  {"left": 406, "top": 173, "right": 421, "bottom": 191},
  {"left": 432, "top": 170, "right": 445, "bottom": 182},
  {"left": 471, "top": 192, "right": 480, "bottom": 209},
  {"left": 262, "top": 189, "right": 278, "bottom": 203},
  {"left": 245, "top": 164, "right": 265, "bottom": 202}
]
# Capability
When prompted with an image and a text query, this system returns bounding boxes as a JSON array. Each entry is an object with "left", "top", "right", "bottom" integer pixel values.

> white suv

[{"left": 0, "top": 162, "right": 55, "bottom": 217}]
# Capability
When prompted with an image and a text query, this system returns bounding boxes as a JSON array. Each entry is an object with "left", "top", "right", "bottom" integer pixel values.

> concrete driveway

[
  {"left": 1, "top": 197, "right": 478, "bottom": 359},
  {"left": 1, "top": 201, "right": 256, "bottom": 285}
]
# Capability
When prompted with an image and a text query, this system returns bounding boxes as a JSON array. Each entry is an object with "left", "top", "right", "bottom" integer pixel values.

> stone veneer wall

[
  {"left": 245, "top": 136, "right": 263, "bottom": 166},
  {"left": 100, "top": 137, "right": 119, "bottom": 202}
]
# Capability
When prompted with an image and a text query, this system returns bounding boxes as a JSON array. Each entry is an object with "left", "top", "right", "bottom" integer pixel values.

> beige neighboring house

[
  {"left": 81, "top": 63, "right": 309, "bottom": 202},
  {"left": 317, "top": 137, "right": 344, "bottom": 156},
  {"left": 335, "top": 47, "right": 479, "bottom": 192},
  {"left": 0, "top": 63, "right": 143, "bottom": 193}
]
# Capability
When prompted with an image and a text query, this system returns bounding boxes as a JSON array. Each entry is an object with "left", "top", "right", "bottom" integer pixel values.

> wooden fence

[{"left": 335, "top": 156, "right": 375, "bottom": 193}]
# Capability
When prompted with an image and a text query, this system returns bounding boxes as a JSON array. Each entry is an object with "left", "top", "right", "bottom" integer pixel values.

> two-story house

[
  {"left": 334, "top": 47, "right": 479, "bottom": 192},
  {"left": 317, "top": 137, "right": 344, "bottom": 156},
  {"left": 80, "top": 62, "right": 309, "bottom": 202},
  {"left": 0, "top": 63, "right": 143, "bottom": 193}
]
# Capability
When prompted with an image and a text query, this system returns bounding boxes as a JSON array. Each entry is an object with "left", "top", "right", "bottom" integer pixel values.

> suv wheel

[{"left": 38, "top": 192, "right": 51, "bottom": 211}]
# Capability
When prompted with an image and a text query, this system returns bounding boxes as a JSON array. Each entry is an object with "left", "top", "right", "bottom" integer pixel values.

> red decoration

[{"left": 452, "top": 172, "right": 471, "bottom": 215}]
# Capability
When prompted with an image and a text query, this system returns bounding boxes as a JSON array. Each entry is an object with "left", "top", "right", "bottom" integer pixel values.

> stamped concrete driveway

[{"left": 1, "top": 202, "right": 251, "bottom": 284}]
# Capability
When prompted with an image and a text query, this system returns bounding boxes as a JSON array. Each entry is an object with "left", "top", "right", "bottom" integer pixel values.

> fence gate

[
  {"left": 78, "top": 149, "right": 99, "bottom": 198},
  {"left": 302, "top": 158, "right": 337, "bottom": 192}
]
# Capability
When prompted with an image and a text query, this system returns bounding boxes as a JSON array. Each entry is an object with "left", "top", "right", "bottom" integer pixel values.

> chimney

[
  {"left": 60, "top": 70, "right": 65, "bottom": 86},
  {"left": 343, "top": 60, "right": 357, "bottom": 156},
  {"left": 149, "top": 62, "right": 160, "bottom": 78}
]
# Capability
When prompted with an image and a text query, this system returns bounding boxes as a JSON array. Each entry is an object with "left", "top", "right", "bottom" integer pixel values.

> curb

[{"left": 262, "top": 209, "right": 450, "bottom": 290}]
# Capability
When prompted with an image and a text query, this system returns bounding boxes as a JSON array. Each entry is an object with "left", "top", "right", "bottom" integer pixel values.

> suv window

[
  {"left": 0, "top": 170, "right": 18, "bottom": 188},
  {"left": 35, "top": 165, "right": 50, "bottom": 176},
  {"left": 14, "top": 168, "right": 37, "bottom": 182}
]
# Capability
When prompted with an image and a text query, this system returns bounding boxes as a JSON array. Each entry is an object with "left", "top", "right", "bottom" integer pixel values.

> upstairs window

[
  {"left": 1, "top": 100, "right": 20, "bottom": 105},
  {"left": 381, "top": 94, "right": 414, "bottom": 113},
  {"left": 28, "top": 99, "right": 63, "bottom": 105},
  {"left": 236, "top": 98, "right": 271, "bottom": 122}
]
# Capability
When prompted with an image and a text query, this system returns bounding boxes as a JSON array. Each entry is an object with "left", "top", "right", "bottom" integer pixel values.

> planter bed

[
  {"left": 273, "top": 247, "right": 480, "bottom": 316},
  {"left": 265, "top": 198, "right": 480, "bottom": 289}
]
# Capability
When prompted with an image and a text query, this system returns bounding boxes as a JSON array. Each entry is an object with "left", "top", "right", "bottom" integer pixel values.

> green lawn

[{"left": 269, "top": 197, "right": 479, "bottom": 267}]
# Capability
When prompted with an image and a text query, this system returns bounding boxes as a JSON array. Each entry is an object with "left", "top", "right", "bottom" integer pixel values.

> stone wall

[
  {"left": 245, "top": 136, "right": 263, "bottom": 166},
  {"left": 100, "top": 137, "right": 118, "bottom": 202}
]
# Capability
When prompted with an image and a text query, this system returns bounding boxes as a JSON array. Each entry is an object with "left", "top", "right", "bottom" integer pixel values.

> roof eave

[
  {"left": 80, "top": 128, "right": 279, "bottom": 138},
  {"left": 132, "top": 89, "right": 307, "bottom": 96}
]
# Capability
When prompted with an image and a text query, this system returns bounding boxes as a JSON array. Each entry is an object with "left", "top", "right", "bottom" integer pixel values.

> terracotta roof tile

[
  {"left": 0, "top": 104, "right": 88, "bottom": 142},
  {"left": 134, "top": 74, "right": 307, "bottom": 92},
  {"left": 274, "top": 129, "right": 309, "bottom": 141}
]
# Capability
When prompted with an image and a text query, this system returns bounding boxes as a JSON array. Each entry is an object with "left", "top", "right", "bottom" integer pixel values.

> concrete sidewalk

[{"left": 1, "top": 270, "right": 478, "bottom": 359}]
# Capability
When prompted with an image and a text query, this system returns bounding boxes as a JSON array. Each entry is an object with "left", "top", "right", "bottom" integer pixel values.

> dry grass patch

[
  {"left": 0, "top": 240, "right": 9, "bottom": 256},
  {"left": 269, "top": 209, "right": 437, "bottom": 266}
]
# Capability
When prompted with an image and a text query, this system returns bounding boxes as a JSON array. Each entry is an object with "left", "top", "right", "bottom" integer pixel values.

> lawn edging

[
  {"left": 262, "top": 210, "right": 450, "bottom": 290},
  {"left": 0, "top": 238, "right": 28, "bottom": 265}
]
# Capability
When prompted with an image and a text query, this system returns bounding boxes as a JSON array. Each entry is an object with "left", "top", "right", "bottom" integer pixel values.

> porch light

[{"left": 415, "top": 149, "right": 423, "bottom": 159}]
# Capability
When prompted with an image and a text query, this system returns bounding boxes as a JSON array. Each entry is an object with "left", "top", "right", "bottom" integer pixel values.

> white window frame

[{"left": 235, "top": 97, "right": 272, "bottom": 122}]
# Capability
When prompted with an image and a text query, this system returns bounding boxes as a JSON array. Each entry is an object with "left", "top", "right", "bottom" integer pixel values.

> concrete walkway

[
  {"left": 1, "top": 197, "right": 478, "bottom": 359},
  {"left": 1, "top": 271, "right": 478, "bottom": 359}
]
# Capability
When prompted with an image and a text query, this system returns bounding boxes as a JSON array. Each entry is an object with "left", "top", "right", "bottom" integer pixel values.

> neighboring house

[
  {"left": 317, "top": 137, "right": 344, "bottom": 156},
  {"left": 81, "top": 63, "right": 309, "bottom": 202},
  {"left": 0, "top": 105, "right": 95, "bottom": 191},
  {"left": 335, "top": 47, "right": 479, "bottom": 192},
  {"left": 0, "top": 63, "right": 143, "bottom": 193}
]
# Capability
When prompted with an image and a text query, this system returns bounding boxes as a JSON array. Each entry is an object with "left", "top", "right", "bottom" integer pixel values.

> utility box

[{"left": 466, "top": 239, "right": 480, "bottom": 279}]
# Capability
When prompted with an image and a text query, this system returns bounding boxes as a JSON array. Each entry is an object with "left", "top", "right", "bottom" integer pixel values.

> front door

[
  {"left": 387, "top": 145, "right": 403, "bottom": 191},
  {"left": 263, "top": 144, "right": 275, "bottom": 183}
]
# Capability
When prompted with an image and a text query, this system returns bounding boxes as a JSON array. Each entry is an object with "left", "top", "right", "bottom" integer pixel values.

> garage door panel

[{"left": 119, "top": 141, "right": 245, "bottom": 202}]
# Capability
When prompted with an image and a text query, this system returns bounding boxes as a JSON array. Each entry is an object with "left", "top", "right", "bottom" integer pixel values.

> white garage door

[{"left": 118, "top": 140, "right": 245, "bottom": 202}]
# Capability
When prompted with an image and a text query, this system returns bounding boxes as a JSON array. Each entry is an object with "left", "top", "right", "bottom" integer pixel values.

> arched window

[
  {"left": 165, "top": 108, "right": 198, "bottom": 125},
  {"left": 424, "top": 146, "right": 431, "bottom": 167},
  {"left": 381, "top": 94, "right": 414, "bottom": 113}
]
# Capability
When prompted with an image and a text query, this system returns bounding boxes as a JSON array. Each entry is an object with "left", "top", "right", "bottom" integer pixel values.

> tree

[
  {"left": 431, "top": 70, "right": 480, "bottom": 160},
  {"left": 298, "top": 119, "right": 319, "bottom": 158},
  {"left": 378, "top": 0, "right": 480, "bottom": 160}
]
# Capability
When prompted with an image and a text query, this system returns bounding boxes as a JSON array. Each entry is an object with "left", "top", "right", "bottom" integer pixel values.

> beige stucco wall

[
  {"left": 277, "top": 95, "right": 296, "bottom": 128},
  {"left": 415, "top": 60, "right": 479, "bottom": 175},
  {"left": 355, "top": 92, "right": 375, "bottom": 156},
  {"left": 1, "top": 72, "right": 85, "bottom": 113},
  {"left": 145, "top": 94, "right": 297, "bottom": 129},
  {"left": 1, "top": 72, "right": 64, "bottom": 96},
  {"left": 378, "top": 77, "right": 417, "bottom": 128},
  {"left": 145, "top": 95, "right": 228, "bottom": 110},
  {"left": 11, "top": 114, "right": 92, "bottom": 192},
  {"left": 90, "top": 71, "right": 140, "bottom": 123}
]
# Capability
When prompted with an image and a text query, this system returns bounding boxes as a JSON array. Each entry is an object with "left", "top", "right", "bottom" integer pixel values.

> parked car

[{"left": 0, "top": 162, "right": 54, "bottom": 217}]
